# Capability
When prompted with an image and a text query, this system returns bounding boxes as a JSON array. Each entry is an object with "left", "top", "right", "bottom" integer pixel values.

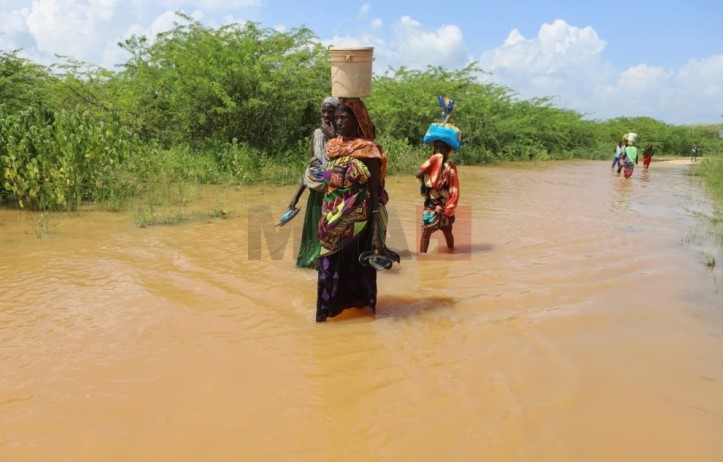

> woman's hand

[{"left": 289, "top": 183, "right": 305, "bottom": 211}]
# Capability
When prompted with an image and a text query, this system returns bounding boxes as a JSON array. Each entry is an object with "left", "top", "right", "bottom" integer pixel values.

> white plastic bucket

[
  {"left": 330, "top": 47, "right": 373, "bottom": 98},
  {"left": 627, "top": 132, "right": 638, "bottom": 142}
]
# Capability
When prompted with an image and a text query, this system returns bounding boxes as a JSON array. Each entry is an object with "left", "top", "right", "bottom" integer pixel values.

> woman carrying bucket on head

[
  {"left": 314, "top": 47, "right": 398, "bottom": 322},
  {"left": 617, "top": 132, "right": 639, "bottom": 179},
  {"left": 315, "top": 99, "right": 398, "bottom": 322}
]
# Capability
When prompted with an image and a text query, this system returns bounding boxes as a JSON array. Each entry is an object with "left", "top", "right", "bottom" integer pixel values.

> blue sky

[{"left": 1, "top": 0, "right": 722, "bottom": 125}]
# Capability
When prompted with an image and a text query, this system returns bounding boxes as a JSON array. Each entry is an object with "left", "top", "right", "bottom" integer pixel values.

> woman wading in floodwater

[
  {"left": 417, "top": 97, "right": 461, "bottom": 253},
  {"left": 287, "top": 96, "right": 339, "bottom": 268},
  {"left": 315, "top": 99, "right": 397, "bottom": 322}
]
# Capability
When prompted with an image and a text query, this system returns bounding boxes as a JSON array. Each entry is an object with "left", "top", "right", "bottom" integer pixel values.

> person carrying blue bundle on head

[{"left": 416, "top": 97, "right": 461, "bottom": 253}]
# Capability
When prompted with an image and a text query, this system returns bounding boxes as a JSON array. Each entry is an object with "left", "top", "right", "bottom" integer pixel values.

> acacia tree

[
  {"left": 114, "top": 13, "right": 329, "bottom": 152},
  {"left": 370, "top": 64, "right": 483, "bottom": 144},
  {"left": 0, "top": 50, "right": 54, "bottom": 113},
  {"left": 369, "top": 64, "right": 598, "bottom": 162}
]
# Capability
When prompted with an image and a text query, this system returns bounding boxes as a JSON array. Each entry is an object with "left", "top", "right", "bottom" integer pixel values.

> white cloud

[
  {"left": 388, "top": 15, "right": 471, "bottom": 70},
  {"left": 325, "top": 15, "right": 471, "bottom": 74},
  {"left": 157, "top": 0, "right": 259, "bottom": 10},
  {"left": 128, "top": 9, "right": 192, "bottom": 39},
  {"left": 0, "top": 5, "right": 34, "bottom": 52},
  {"left": 618, "top": 65, "right": 669, "bottom": 94},
  {"left": 219, "top": 13, "right": 250, "bottom": 27},
  {"left": 196, "top": 0, "right": 258, "bottom": 8},
  {"left": 478, "top": 19, "right": 723, "bottom": 124},
  {"left": 325, "top": 33, "right": 386, "bottom": 51},
  {"left": 480, "top": 19, "right": 608, "bottom": 89},
  {"left": 676, "top": 56, "right": 723, "bottom": 99},
  {"left": 3, "top": 0, "right": 257, "bottom": 67},
  {"left": 3, "top": 2, "right": 721, "bottom": 124},
  {"left": 100, "top": 9, "right": 184, "bottom": 68},
  {"left": 199, "top": 0, "right": 261, "bottom": 10},
  {"left": 25, "top": 0, "right": 126, "bottom": 64},
  {"left": 596, "top": 56, "right": 723, "bottom": 123}
]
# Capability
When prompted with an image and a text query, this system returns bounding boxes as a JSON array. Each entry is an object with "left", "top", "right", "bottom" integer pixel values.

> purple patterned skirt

[{"left": 316, "top": 225, "right": 376, "bottom": 322}]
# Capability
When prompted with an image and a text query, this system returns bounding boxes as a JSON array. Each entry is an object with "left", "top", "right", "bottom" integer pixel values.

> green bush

[
  {"left": 0, "top": 106, "right": 134, "bottom": 210},
  {"left": 378, "top": 134, "right": 426, "bottom": 175},
  {"left": 695, "top": 155, "right": 723, "bottom": 205}
]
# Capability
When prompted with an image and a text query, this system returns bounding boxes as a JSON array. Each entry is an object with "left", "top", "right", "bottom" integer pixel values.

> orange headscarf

[
  {"left": 326, "top": 98, "right": 387, "bottom": 178},
  {"left": 340, "top": 98, "right": 374, "bottom": 141}
]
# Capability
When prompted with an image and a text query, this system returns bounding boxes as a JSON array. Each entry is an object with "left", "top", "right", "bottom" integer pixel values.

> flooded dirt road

[{"left": 1, "top": 160, "right": 722, "bottom": 461}]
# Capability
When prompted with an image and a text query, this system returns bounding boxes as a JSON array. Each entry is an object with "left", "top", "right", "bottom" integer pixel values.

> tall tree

[{"left": 114, "top": 13, "right": 330, "bottom": 152}]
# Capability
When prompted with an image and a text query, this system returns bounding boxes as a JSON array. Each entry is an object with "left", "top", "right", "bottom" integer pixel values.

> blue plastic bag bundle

[
  {"left": 422, "top": 209, "right": 437, "bottom": 226},
  {"left": 423, "top": 123, "right": 462, "bottom": 150}
]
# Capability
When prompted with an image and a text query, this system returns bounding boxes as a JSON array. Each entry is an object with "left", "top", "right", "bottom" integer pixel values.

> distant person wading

[{"left": 617, "top": 133, "right": 639, "bottom": 179}]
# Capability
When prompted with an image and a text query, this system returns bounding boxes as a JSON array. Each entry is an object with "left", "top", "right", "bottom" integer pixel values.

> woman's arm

[
  {"left": 290, "top": 130, "right": 320, "bottom": 209},
  {"left": 443, "top": 164, "right": 460, "bottom": 217},
  {"left": 288, "top": 183, "right": 306, "bottom": 210}
]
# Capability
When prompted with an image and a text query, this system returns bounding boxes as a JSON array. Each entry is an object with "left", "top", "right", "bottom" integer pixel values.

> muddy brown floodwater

[{"left": 1, "top": 160, "right": 722, "bottom": 461}]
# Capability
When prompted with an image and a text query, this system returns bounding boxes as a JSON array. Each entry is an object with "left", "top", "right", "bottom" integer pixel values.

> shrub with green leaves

[{"left": 0, "top": 106, "right": 135, "bottom": 210}]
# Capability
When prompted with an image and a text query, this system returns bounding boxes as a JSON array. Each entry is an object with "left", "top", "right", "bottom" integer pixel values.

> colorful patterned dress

[
  {"left": 419, "top": 153, "right": 459, "bottom": 230},
  {"left": 315, "top": 137, "right": 388, "bottom": 322},
  {"left": 623, "top": 145, "right": 638, "bottom": 178}
]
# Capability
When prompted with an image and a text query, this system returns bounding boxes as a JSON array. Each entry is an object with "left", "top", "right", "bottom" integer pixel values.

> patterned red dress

[{"left": 418, "top": 153, "right": 459, "bottom": 230}]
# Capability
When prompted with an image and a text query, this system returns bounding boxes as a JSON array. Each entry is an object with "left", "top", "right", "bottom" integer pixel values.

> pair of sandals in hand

[{"left": 359, "top": 247, "right": 400, "bottom": 271}]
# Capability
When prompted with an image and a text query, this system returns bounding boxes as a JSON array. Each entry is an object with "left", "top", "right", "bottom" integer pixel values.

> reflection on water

[
  {"left": 1, "top": 160, "right": 722, "bottom": 461},
  {"left": 639, "top": 166, "right": 651, "bottom": 185},
  {"left": 612, "top": 171, "right": 634, "bottom": 212}
]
